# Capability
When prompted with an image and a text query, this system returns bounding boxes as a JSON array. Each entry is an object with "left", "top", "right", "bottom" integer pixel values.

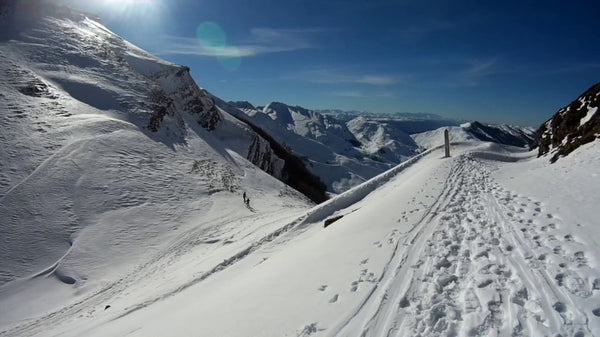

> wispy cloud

[
  {"left": 331, "top": 90, "right": 399, "bottom": 98},
  {"left": 286, "top": 68, "right": 400, "bottom": 86},
  {"left": 456, "top": 59, "right": 504, "bottom": 86},
  {"left": 416, "top": 57, "right": 511, "bottom": 87},
  {"left": 332, "top": 90, "right": 364, "bottom": 98},
  {"left": 154, "top": 27, "right": 323, "bottom": 58}
]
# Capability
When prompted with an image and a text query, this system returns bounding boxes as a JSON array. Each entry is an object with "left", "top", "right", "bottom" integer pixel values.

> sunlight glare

[{"left": 99, "top": 0, "right": 163, "bottom": 20}]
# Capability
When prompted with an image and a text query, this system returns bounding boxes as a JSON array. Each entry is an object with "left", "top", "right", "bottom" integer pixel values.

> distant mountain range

[
  {"left": 227, "top": 101, "right": 537, "bottom": 194},
  {"left": 316, "top": 109, "right": 453, "bottom": 122}
]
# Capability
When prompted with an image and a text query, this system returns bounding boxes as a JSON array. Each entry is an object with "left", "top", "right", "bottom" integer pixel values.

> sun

[
  {"left": 99, "top": 0, "right": 163, "bottom": 17},
  {"left": 102, "top": 0, "right": 158, "bottom": 7},
  {"left": 95, "top": 0, "right": 166, "bottom": 27}
]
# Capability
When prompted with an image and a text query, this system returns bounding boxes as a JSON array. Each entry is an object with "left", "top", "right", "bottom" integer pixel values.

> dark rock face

[
  {"left": 148, "top": 88, "right": 176, "bottom": 132},
  {"left": 247, "top": 134, "right": 285, "bottom": 179},
  {"left": 198, "top": 102, "right": 221, "bottom": 132},
  {"left": 537, "top": 83, "right": 600, "bottom": 162},
  {"left": 238, "top": 116, "right": 328, "bottom": 204}
]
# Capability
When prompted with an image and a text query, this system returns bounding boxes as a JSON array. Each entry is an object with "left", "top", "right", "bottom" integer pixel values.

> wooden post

[{"left": 444, "top": 129, "right": 450, "bottom": 158}]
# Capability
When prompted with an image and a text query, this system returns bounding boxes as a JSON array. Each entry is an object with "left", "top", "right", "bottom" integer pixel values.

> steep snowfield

[
  {"left": 0, "top": 1, "right": 313, "bottom": 329},
  {"left": 3, "top": 140, "right": 599, "bottom": 337}
]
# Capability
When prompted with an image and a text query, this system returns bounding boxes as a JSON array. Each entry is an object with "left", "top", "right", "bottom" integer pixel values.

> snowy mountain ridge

[{"left": 318, "top": 109, "right": 451, "bottom": 122}]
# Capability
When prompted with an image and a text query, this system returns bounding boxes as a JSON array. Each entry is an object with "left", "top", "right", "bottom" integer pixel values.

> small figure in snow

[{"left": 243, "top": 192, "right": 247, "bottom": 204}]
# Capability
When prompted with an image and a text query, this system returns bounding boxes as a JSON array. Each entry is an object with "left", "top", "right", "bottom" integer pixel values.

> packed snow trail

[{"left": 330, "top": 153, "right": 596, "bottom": 337}]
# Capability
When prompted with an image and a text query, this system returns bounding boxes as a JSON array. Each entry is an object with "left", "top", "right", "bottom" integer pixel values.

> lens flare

[
  {"left": 196, "top": 21, "right": 241, "bottom": 72},
  {"left": 196, "top": 22, "right": 226, "bottom": 49}
]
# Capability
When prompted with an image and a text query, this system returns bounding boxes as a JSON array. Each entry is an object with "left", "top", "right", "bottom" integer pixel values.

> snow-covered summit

[
  {"left": 537, "top": 82, "right": 600, "bottom": 162},
  {"left": 347, "top": 116, "right": 419, "bottom": 163}
]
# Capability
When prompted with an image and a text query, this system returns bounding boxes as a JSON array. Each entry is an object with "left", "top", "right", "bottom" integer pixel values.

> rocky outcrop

[
  {"left": 150, "top": 65, "right": 221, "bottom": 132},
  {"left": 148, "top": 88, "right": 178, "bottom": 132},
  {"left": 247, "top": 134, "right": 285, "bottom": 179},
  {"left": 537, "top": 82, "right": 600, "bottom": 162}
]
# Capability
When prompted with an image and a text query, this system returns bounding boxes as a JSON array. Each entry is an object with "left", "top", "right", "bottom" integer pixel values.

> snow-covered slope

[
  {"left": 4, "top": 139, "right": 599, "bottom": 337},
  {"left": 347, "top": 116, "right": 419, "bottom": 163},
  {"left": 537, "top": 82, "right": 600, "bottom": 162},
  {"left": 1, "top": 0, "right": 329, "bottom": 202},
  {"left": 412, "top": 122, "right": 535, "bottom": 150},
  {"left": 0, "top": 0, "right": 314, "bottom": 319}
]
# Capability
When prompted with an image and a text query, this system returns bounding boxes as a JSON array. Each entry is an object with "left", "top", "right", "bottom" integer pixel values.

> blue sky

[{"left": 62, "top": 0, "right": 599, "bottom": 126}]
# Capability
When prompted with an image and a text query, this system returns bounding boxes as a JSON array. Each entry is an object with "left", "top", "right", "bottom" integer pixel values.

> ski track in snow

[{"left": 329, "top": 154, "right": 596, "bottom": 337}]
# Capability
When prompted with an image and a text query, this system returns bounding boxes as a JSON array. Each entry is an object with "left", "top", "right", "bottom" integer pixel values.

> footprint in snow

[
  {"left": 537, "top": 254, "right": 546, "bottom": 261},
  {"left": 329, "top": 294, "right": 339, "bottom": 303},
  {"left": 478, "top": 279, "right": 493, "bottom": 288},
  {"left": 574, "top": 251, "right": 587, "bottom": 266},
  {"left": 318, "top": 285, "right": 328, "bottom": 291},
  {"left": 553, "top": 301, "right": 567, "bottom": 313},
  {"left": 553, "top": 246, "right": 563, "bottom": 255},
  {"left": 593, "top": 278, "right": 600, "bottom": 291}
]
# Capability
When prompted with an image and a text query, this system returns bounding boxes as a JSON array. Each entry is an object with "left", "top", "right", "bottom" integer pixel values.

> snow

[
  {"left": 3, "top": 138, "right": 600, "bottom": 337},
  {"left": 411, "top": 126, "right": 476, "bottom": 149},
  {"left": 1, "top": 4, "right": 600, "bottom": 337},
  {"left": 0, "top": 6, "right": 313, "bottom": 332},
  {"left": 580, "top": 106, "right": 598, "bottom": 127}
]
